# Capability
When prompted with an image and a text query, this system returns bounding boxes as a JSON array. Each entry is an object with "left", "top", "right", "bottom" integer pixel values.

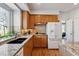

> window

[
  {"left": 62, "top": 23, "right": 66, "bottom": 32},
  {"left": 62, "top": 23, "right": 66, "bottom": 38},
  {"left": 0, "top": 4, "right": 13, "bottom": 38}
]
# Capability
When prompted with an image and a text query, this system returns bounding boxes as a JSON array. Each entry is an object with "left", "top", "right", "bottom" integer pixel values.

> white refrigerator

[{"left": 46, "top": 22, "right": 60, "bottom": 49}]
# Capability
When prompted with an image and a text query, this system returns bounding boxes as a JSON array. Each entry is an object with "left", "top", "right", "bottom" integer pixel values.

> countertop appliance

[{"left": 46, "top": 22, "right": 60, "bottom": 49}]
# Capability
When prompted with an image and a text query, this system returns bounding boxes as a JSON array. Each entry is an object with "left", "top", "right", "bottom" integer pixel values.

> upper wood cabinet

[
  {"left": 27, "top": 12, "right": 30, "bottom": 29},
  {"left": 49, "top": 15, "right": 58, "bottom": 22},
  {"left": 22, "top": 11, "right": 30, "bottom": 29},
  {"left": 30, "top": 15, "right": 59, "bottom": 24},
  {"left": 28, "top": 15, "right": 59, "bottom": 29},
  {"left": 29, "top": 15, "right": 35, "bottom": 29}
]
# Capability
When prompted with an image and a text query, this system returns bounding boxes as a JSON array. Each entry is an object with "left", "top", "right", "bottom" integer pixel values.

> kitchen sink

[{"left": 8, "top": 38, "right": 27, "bottom": 44}]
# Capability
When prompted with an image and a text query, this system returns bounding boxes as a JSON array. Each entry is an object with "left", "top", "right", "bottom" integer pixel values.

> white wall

[
  {"left": 14, "top": 10, "right": 21, "bottom": 33},
  {"left": 60, "top": 7, "right": 79, "bottom": 42}
]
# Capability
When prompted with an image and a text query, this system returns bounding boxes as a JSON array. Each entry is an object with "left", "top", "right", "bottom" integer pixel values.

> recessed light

[
  {"left": 73, "top": 3, "right": 78, "bottom": 5},
  {"left": 37, "top": 3, "right": 40, "bottom": 5}
]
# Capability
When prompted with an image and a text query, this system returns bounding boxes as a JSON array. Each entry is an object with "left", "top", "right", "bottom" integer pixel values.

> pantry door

[
  {"left": 74, "top": 17, "right": 79, "bottom": 42},
  {"left": 66, "top": 18, "right": 73, "bottom": 43}
]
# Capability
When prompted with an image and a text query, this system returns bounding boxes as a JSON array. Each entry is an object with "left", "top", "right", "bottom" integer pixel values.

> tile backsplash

[{"left": 35, "top": 25, "right": 46, "bottom": 34}]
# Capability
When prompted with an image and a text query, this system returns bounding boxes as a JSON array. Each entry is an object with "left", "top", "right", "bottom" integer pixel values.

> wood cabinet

[
  {"left": 29, "top": 15, "right": 59, "bottom": 29},
  {"left": 27, "top": 12, "right": 30, "bottom": 29},
  {"left": 33, "top": 35, "right": 48, "bottom": 48},
  {"left": 22, "top": 13, "right": 59, "bottom": 29},
  {"left": 41, "top": 35, "right": 48, "bottom": 47},
  {"left": 23, "top": 36, "right": 34, "bottom": 56},
  {"left": 48, "top": 16, "right": 58, "bottom": 22},
  {"left": 35, "top": 15, "right": 41, "bottom": 23},
  {"left": 30, "top": 15, "right": 59, "bottom": 23},
  {"left": 29, "top": 15, "right": 35, "bottom": 29},
  {"left": 22, "top": 11, "right": 30, "bottom": 29},
  {"left": 33, "top": 35, "right": 41, "bottom": 47}
]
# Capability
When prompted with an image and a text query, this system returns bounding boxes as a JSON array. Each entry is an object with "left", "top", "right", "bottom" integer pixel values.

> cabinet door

[
  {"left": 46, "top": 15, "right": 58, "bottom": 22},
  {"left": 27, "top": 12, "right": 30, "bottom": 29},
  {"left": 29, "top": 16, "right": 35, "bottom": 29},
  {"left": 41, "top": 16, "right": 45, "bottom": 23},
  {"left": 35, "top": 15, "right": 39, "bottom": 23},
  {"left": 41, "top": 35, "right": 48, "bottom": 47},
  {"left": 33, "top": 36, "right": 41, "bottom": 47},
  {"left": 23, "top": 36, "right": 33, "bottom": 56},
  {"left": 33, "top": 35, "right": 48, "bottom": 48}
]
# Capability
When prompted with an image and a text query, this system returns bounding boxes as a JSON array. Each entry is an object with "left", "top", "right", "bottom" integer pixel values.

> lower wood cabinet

[
  {"left": 23, "top": 36, "right": 33, "bottom": 56},
  {"left": 33, "top": 35, "right": 48, "bottom": 48},
  {"left": 23, "top": 35, "right": 48, "bottom": 56},
  {"left": 40, "top": 35, "right": 48, "bottom": 47},
  {"left": 33, "top": 35, "right": 41, "bottom": 47}
]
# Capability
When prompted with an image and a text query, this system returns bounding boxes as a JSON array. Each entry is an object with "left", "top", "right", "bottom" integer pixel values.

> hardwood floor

[{"left": 32, "top": 48, "right": 61, "bottom": 56}]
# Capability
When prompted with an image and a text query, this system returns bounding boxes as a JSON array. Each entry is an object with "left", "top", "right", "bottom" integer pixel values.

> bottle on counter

[{"left": 28, "top": 31, "right": 31, "bottom": 34}]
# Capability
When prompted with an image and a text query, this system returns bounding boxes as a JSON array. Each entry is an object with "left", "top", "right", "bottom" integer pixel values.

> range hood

[{"left": 34, "top": 23, "right": 47, "bottom": 26}]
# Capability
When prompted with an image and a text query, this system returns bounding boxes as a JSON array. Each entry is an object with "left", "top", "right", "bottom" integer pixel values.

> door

[
  {"left": 74, "top": 17, "right": 79, "bottom": 42},
  {"left": 66, "top": 18, "right": 73, "bottom": 43}
]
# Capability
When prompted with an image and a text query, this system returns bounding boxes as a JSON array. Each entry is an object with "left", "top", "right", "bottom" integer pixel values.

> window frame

[{"left": 0, "top": 4, "right": 14, "bottom": 37}]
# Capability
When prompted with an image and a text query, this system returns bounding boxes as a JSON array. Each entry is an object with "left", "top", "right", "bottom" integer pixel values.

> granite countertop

[{"left": 0, "top": 34, "right": 33, "bottom": 56}]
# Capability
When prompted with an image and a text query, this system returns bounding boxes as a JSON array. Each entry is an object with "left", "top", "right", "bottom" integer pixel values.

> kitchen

[{"left": 0, "top": 3, "right": 79, "bottom": 56}]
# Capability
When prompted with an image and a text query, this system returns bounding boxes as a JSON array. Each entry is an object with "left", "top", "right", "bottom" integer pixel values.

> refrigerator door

[
  {"left": 46, "top": 22, "right": 55, "bottom": 36},
  {"left": 48, "top": 38, "right": 58, "bottom": 49},
  {"left": 46, "top": 22, "right": 59, "bottom": 49}
]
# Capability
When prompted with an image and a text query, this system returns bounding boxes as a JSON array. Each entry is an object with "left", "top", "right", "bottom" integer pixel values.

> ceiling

[
  {"left": 28, "top": 3, "right": 79, "bottom": 12},
  {"left": 7, "top": 3, "right": 79, "bottom": 14},
  {"left": 5, "top": 3, "right": 20, "bottom": 10}
]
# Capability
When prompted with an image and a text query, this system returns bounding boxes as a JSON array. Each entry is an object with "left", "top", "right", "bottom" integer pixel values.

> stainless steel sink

[{"left": 8, "top": 38, "right": 27, "bottom": 44}]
